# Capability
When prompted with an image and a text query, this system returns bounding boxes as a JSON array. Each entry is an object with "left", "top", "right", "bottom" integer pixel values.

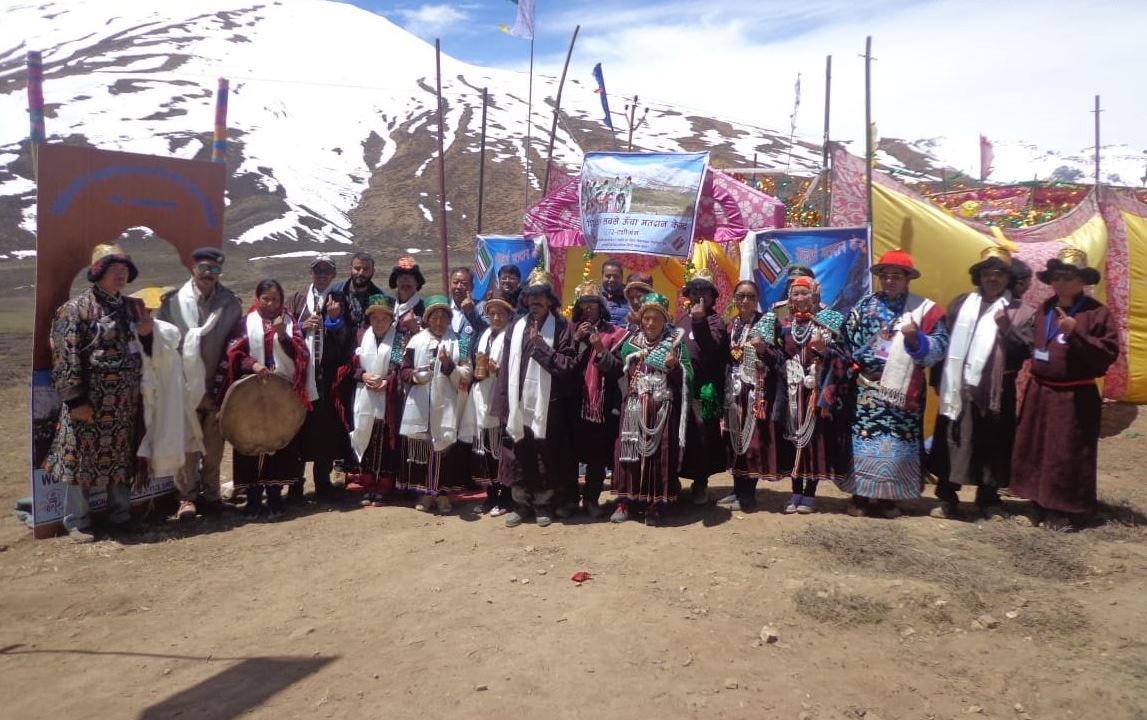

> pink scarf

[{"left": 581, "top": 322, "right": 628, "bottom": 423}]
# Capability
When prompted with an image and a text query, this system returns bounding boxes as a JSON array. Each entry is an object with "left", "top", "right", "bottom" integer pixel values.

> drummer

[{"left": 221, "top": 279, "right": 311, "bottom": 519}]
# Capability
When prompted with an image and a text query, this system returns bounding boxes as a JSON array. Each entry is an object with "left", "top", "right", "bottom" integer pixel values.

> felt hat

[
  {"left": 870, "top": 248, "right": 920, "bottom": 280},
  {"left": 88, "top": 243, "right": 139, "bottom": 283},
  {"left": 682, "top": 267, "right": 719, "bottom": 299},
  {"left": 638, "top": 292, "right": 672, "bottom": 322},
  {"left": 624, "top": 277, "right": 655, "bottom": 297},
  {"left": 1036, "top": 247, "right": 1101, "bottom": 286},
  {"left": 421, "top": 294, "right": 452, "bottom": 323},
  {"left": 389, "top": 255, "right": 426, "bottom": 290},
  {"left": 483, "top": 292, "right": 515, "bottom": 315},
  {"left": 365, "top": 293, "right": 396, "bottom": 317},
  {"left": 969, "top": 245, "right": 1014, "bottom": 286}
]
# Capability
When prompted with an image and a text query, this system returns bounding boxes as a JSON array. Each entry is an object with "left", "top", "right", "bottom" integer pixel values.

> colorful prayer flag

[
  {"left": 592, "top": 63, "right": 613, "bottom": 130},
  {"left": 499, "top": 0, "right": 534, "bottom": 40}
]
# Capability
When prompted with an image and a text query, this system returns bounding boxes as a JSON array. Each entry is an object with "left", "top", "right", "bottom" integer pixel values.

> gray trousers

[
  {"left": 511, "top": 485, "right": 555, "bottom": 516},
  {"left": 64, "top": 483, "right": 130, "bottom": 532},
  {"left": 175, "top": 406, "right": 224, "bottom": 502}
]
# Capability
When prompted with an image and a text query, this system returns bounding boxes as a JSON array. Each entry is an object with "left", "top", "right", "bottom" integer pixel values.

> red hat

[{"left": 870, "top": 249, "right": 920, "bottom": 280}]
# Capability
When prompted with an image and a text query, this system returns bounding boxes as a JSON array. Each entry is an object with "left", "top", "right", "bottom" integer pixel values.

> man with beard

[
  {"left": 338, "top": 252, "right": 384, "bottom": 331},
  {"left": 600, "top": 259, "right": 629, "bottom": 326},
  {"left": 289, "top": 254, "right": 354, "bottom": 502},
  {"left": 491, "top": 269, "right": 579, "bottom": 528},
  {"left": 156, "top": 246, "right": 243, "bottom": 520}
]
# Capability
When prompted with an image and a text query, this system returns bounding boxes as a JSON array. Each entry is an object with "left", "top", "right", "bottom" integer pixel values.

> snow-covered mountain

[{"left": 0, "top": 0, "right": 1143, "bottom": 262}]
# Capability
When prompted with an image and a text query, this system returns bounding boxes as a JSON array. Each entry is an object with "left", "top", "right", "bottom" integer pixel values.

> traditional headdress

[
  {"left": 522, "top": 267, "right": 560, "bottom": 305},
  {"left": 389, "top": 255, "right": 426, "bottom": 290},
  {"left": 88, "top": 243, "right": 139, "bottom": 283},
  {"left": 969, "top": 245, "right": 1014, "bottom": 287},
  {"left": 365, "top": 293, "right": 396, "bottom": 317},
  {"left": 638, "top": 292, "right": 672, "bottom": 322},
  {"left": 682, "top": 266, "right": 719, "bottom": 299},
  {"left": 787, "top": 265, "right": 816, "bottom": 280},
  {"left": 573, "top": 281, "right": 608, "bottom": 323},
  {"left": 870, "top": 248, "right": 921, "bottom": 280},
  {"left": 421, "top": 294, "right": 451, "bottom": 323},
  {"left": 1036, "top": 247, "right": 1101, "bottom": 286}
]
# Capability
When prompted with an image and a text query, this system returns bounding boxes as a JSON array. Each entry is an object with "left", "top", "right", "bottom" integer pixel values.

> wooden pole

[
  {"left": 1093, "top": 94, "right": 1102, "bottom": 191},
  {"left": 434, "top": 39, "right": 450, "bottom": 290},
  {"left": 821, "top": 54, "right": 832, "bottom": 226},
  {"left": 523, "top": 34, "right": 535, "bottom": 210},
  {"left": 863, "top": 36, "right": 874, "bottom": 230},
  {"left": 26, "top": 50, "right": 44, "bottom": 181},
  {"left": 626, "top": 95, "right": 638, "bottom": 151},
  {"left": 477, "top": 87, "right": 488, "bottom": 235},
  {"left": 542, "top": 25, "right": 580, "bottom": 197}
]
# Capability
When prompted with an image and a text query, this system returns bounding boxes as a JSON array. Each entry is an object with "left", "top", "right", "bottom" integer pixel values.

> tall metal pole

[
  {"left": 523, "top": 34, "right": 535, "bottom": 210},
  {"left": 821, "top": 54, "right": 832, "bottom": 226},
  {"left": 542, "top": 25, "right": 580, "bottom": 197},
  {"left": 434, "top": 39, "right": 450, "bottom": 290},
  {"left": 864, "top": 36, "right": 874, "bottom": 229},
  {"left": 1093, "top": 94, "right": 1102, "bottom": 191},
  {"left": 477, "top": 87, "right": 488, "bottom": 235}
]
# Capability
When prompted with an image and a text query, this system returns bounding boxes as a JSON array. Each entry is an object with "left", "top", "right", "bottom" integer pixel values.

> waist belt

[{"left": 1034, "top": 376, "right": 1096, "bottom": 389}]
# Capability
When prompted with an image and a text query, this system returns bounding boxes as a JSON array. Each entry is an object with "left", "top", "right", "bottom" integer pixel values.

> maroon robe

[
  {"left": 1010, "top": 294, "right": 1118, "bottom": 514},
  {"left": 677, "top": 309, "right": 730, "bottom": 481}
]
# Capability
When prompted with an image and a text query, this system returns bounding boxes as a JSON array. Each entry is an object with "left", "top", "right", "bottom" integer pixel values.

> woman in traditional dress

[
  {"left": 568, "top": 282, "right": 628, "bottom": 518},
  {"left": 398, "top": 295, "right": 471, "bottom": 513},
  {"left": 764, "top": 276, "right": 851, "bottom": 514},
  {"left": 718, "top": 280, "right": 787, "bottom": 512},
  {"left": 1010, "top": 248, "right": 1119, "bottom": 531},
  {"left": 611, "top": 293, "right": 693, "bottom": 526},
  {"left": 224, "top": 279, "right": 310, "bottom": 519},
  {"left": 462, "top": 293, "right": 514, "bottom": 516},
  {"left": 843, "top": 250, "right": 948, "bottom": 518},
  {"left": 341, "top": 294, "right": 397, "bottom": 507}
]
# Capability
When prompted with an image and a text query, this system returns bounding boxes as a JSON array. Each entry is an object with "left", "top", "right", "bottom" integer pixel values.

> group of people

[{"left": 43, "top": 238, "right": 1119, "bottom": 541}]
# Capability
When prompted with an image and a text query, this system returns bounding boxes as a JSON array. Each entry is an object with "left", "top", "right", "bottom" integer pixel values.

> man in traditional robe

[
  {"left": 156, "top": 246, "right": 243, "bottom": 520},
  {"left": 1010, "top": 248, "right": 1119, "bottom": 531},
  {"left": 930, "top": 247, "right": 1034, "bottom": 520},
  {"left": 45, "top": 244, "right": 153, "bottom": 542},
  {"left": 491, "top": 269, "right": 579, "bottom": 528},
  {"left": 676, "top": 268, "right": 730, "bottom": 504},
  {"left": 289, "top": 254, "right": 354, "bottom": 502},
  {"left": 844, "top": 249, "right": 949, "bottom": 518}
]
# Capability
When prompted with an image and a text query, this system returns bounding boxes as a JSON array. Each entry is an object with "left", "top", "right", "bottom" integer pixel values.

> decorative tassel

[
  {"left": 700, "top": 382, "right": 721, "bottom": 421},
  {"left": 405, "top": 437, "right": 431, "bottom": 465},
  {"left": 581, "top": 380, "right": 606, "bottom": 423},
  {"left": 619, "top": 396, "right": 641, "bottom": 463}
]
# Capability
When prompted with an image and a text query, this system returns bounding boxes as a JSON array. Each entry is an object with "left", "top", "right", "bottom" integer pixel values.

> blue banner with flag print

[
  {"left": 750, "top": 226, "right": 870, "bottom": 314},
  {"left": 579, "top": 151, "right": 708, "bottom": 258},
  {"left": 473, "top": 235, "right": 540, "bottom": 303}
]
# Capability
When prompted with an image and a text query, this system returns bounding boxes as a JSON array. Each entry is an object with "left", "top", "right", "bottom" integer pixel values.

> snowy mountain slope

[{"left": 0, "top": 0, "right": 1142, "bottom": 263}]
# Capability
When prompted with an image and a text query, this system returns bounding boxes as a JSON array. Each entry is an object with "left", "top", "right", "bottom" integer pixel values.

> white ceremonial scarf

[
  {"left": 939, "top": 291, "right": 1010, "bottom": 420},
  {"left": 302, "top": 283, "right": 330, "bottom": 402},
  {"left": 459, "top": 326, "right": 506, "bottom": 443},
  {"left": 246, "top": 311, "right": 296, "bottom": 381},
  {"left": 395, "top": 292, "right": 424, "bottom": 322},
  {"left": 507, "top": 313, "right": 555, "bottom": 442},
  {"left": 350, "top": 325, "right": 396, "bottom": 460},
  {"left": 399, "top": 328, "right": 470, "bottom": 451},
  {"left": 138, "top": 319, "right": 198, "bottom": 476},
  {"left": 176, "top": 279, "right": 221, "bottom": 444},
  {"left": 878, "top": 294, "right": 934, "bottom": 407}
]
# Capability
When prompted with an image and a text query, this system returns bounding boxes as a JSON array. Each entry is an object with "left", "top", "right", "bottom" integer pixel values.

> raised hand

[
  {"left": 1055, "top": 306, "right": 1077, "bottom": 335},
  {"left": 994, "top": 308, "right": 1011, "bottom": 329}
]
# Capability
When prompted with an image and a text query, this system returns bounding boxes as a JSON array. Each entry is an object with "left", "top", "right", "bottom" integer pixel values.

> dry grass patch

[
  {"left": 963, "top": 522, "right": 1089, "bottom": 581},
  {"left": 792, "top": 585, "right": 890, "bottom": 625}
]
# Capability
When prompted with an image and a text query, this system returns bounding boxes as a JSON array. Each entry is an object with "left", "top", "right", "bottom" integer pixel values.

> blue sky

[{"left": 343, "top": 1, "right": 1147, "bottom": 178}]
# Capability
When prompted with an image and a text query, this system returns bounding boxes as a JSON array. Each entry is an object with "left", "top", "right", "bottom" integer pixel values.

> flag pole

[
  {"left": 1093, "top": 94, "right": 1102, "bottom": 193},
  {"left": 26, "top": 50, "right": 44, "bottom": 181},
  {"left": 863, "top": 36, "right": 874, "bottom": 232},
  {"left": 523, "top": 33, "right": 535, "bottom": 211},
  {"left": 786, "top": 73, "right": 800, "bottom": 171},
  {"left": 434, "top": 38, "right": 450, "bottom": 290},
  {"left": 821, "top": 54, "right": 832, "bottom": 227},
  {"left": 477, "top": 87, "right": 488, "bottom": 234},
  {"left": 211, "top": 78, "right": 229, "bottom": 163},
  {"left": 542, "top": 25, "right": 580, "bottom": 197}
]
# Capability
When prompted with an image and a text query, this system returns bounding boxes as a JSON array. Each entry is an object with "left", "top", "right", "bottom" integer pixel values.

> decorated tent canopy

[
  {"left": 524, "top": 166, "right": 785, "bottom": 309},
  {"left": 830, "top": 148, "right": 1147, "bottom": 403}
]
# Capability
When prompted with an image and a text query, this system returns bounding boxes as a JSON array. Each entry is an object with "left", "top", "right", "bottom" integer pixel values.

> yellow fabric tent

[{"left": 1122, "top": 212, "right": 1147, "bottom": 402}]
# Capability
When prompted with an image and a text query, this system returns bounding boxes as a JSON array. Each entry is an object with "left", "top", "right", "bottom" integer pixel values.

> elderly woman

[
  {"left": 223, "top": 279, "right": 310, "bottom": 519},
  {"left": 1009, "top": 248, "right": 1118, "bottom": 531},
  {"left": 762, "top": 276, "right": 851, "bottom": 514},
  {"left": 843, "top": 250, "right": 949, "bottom": 518},
  {"left": 718, "top": 280, "right": 787, "bottom": 512},
  {"left": 398, "top": 295, "right": 471, "bottom": 513},
  {"left": 611, "top": 293, "right": 693, "bottom": 526}
]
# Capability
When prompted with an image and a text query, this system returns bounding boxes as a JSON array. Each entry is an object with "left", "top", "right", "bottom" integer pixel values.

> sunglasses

[
  {"left": 733, "top": 293, "right": 758, "bottom": 301},
  {"left": 196, "top": 264, "right": 222, "bottom": 275},
  {"left": 877, "top": 272, "right": 908, "bottom": 281}
]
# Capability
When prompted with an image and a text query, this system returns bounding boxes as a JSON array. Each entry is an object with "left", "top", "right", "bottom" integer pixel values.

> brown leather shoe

[{"left": 176, "top": 500, "right": 197, "bottom": 521}]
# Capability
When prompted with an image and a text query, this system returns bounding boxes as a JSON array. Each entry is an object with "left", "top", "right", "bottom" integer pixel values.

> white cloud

[
  {"left": 392, "top": 4, "right": 470, "bottom": 40},
  {"left": 530, "top": 0, "right": 1147, "bottom": 179}
]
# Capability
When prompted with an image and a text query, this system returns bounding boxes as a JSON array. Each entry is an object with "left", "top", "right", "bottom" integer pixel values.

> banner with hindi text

[{"left": 749, "top": 226, "right": 870, "bottom": 313}]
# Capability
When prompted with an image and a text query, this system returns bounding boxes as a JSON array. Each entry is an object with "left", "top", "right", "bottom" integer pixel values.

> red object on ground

[{"left": 571, "top": 571, "right": 592, "bottom": 583}]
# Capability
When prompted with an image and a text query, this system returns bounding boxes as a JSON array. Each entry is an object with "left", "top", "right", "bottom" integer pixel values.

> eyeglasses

[
  {"left": 877, "top": 272, "right": 907, "bottom": 281},
  {"left": 733, "top": 293, "right": 758, "bottom": 301},
  {"left": 195, "top": 264, "right": 222, "bottom": 275}
]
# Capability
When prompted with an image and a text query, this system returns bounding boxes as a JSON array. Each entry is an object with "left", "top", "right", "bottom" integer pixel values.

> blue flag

[{"left": 592, "top": 63, "right": 613, "bottom": 130}]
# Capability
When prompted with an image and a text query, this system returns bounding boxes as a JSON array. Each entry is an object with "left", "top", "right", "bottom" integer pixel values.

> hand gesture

[
  {"left": 461, "top": 291, "right": 475, "bottom": 314},
  {"left": 994, "top": 308, "right": 1011, "bottom": 330},
  {"left": 303, "top": 313, "right": 322, "bottom": 332},
  {"left": 1055, "top": 306, "right": 1077, "bottom": 335},
  {"left": 272, "top": 314, "right": 287, "bottom": 338},
  {"left": 326, "top": 299, "right": 343, "bottom": 321},
  {"left": 690, "top": 301, "right": 706, "bottom": 320},
  {"left": 438, "top": 346, "right": 450, "bottom": 363},
  {"left": 402, "top": 313, "right": 420, "bottom": 334},
  {"left": 810, "top": 329, "right": 827, "bottom": 356},
  {"left": 664, "top": 351, "right": 679, "bottom": 369},
  {"left": 136, "top": 309, "right": 154, "bottom": 337},
  {"left": 900, "top": 316, "right": 918, "bottom": 340},
  {"left": 70, "top": 404, "right": 94, "bottom": 423},
  {"left": 487, "top": 359, "right": 500, "bottom": 376},
  {"left": 575, "top": 321, "right": 593, "bottom": 341},
  {"left": 590, "top": 331, "right": 605, "bottom": 353},
  {"left": 528, "top": 319, "right": 540, "bottom": 341}
]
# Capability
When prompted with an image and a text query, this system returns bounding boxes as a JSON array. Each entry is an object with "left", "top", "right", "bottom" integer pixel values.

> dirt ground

[{"left": 1, "top": 349, "right": 1145, "bottom": 719}]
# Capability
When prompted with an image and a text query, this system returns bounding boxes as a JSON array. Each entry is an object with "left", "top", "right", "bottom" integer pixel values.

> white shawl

[
  {"left": 176, "top": 279, "right": 221, "bottom": 443},
  {"left": 878, "top": 294, "right": 935, "bottom": 408},
  {"left": 350, "top": 326, "right": 396, "bottom": 460},
  {"left": 399, "top": 329, "right": 471, "bottom": 451},
  {"left": 246, "top": 311, "right": 297, "bottom": 381},
  {"left": 459, "top": 326, "right": 506, "bottom": 443},
  {"left": 395, "top": 292, "right": 424, "bottom": 322},
  {"left": 507, "top": 313, "right": 555, "bottom": 442},
  {"left": 138, "top": 320, "right": 197, "bottom": 477},
  {"left": 939, "top": 291, "right": 1010, "bottom": 420}
]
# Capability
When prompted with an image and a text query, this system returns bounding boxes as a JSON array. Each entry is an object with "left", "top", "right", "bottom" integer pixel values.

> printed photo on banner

[
  {"left": 751, "top": 226, "right": 870, "bottom": 312},
  {"left": 473, "top": 235, "right": 542, "bottom": 301},
  {"left": 579, "top": 151, "right": 709, "bottom": 258}
]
